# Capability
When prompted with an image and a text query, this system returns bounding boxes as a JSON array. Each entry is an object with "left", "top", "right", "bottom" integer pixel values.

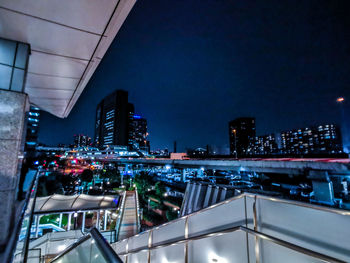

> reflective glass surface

[
  {"left": 0, "top": 37, "right": 29, "bottom": 92},
  {"left": 0, "top": 38, "right": 16, "bottom": 66},
  {"left": 0, "top": 64, "right": 12, "bottom": 90}
]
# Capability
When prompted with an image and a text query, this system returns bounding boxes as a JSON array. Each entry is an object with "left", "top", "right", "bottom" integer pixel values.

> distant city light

[{"left": 337, "top": 97, "right": 345, "bottom": 102}]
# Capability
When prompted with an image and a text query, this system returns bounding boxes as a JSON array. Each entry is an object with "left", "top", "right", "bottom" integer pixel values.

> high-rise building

[
  {"left": 130, "top": 115, "right": 150, "bottom": 152},
  {"left": 73, "top": 134, "right": 91, "bottom": 147},
  {"left": 95, "top": 90, "right": 135, "bottom": 148},
  {"left": 229, "top": 117, "right": 256, "bottom": 156},
  {"left": 25, "top": 105, "right": 40, "bottom": 154},
  {"left": 281, "top": 124, "right": 343, "bottom": 155}
]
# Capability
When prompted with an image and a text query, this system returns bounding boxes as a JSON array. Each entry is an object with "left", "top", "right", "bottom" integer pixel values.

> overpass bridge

[{"left": 104, "top": 157, "right": 350, "bottom": 175}]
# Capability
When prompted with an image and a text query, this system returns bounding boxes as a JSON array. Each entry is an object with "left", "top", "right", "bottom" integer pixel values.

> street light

[
  {"left": 336, "top": 97, "right": 349, "bottom": 154},
  {"left": 233, "top": 129, "right": 238, "bottom": 159},
  {"left": 337, "top": 97, "right": 345, "bottom": 103}
]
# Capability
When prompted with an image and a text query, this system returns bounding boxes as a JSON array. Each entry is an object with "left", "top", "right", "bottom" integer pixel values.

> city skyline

[{"left": 38, "top": 0, "right": 350, "bottom": 152}]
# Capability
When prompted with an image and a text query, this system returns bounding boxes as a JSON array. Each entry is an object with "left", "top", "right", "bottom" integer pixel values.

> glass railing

[
  {"left": 50, "top": 228, "right": 122, "bottom": 263},
  {"left": 4, "top": 169, "right": 42, "bottom": 263},
  {"left": 112, "top": 193, "right": 350, "bottom": 262}
]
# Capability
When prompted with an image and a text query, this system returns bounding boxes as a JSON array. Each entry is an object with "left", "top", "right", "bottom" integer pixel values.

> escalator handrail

[
  {"left": 50, "top": 227, "right": 122, "bottom": 263},
  {"left": 2, "top": 169, "right": 42, "bottom": 263}
]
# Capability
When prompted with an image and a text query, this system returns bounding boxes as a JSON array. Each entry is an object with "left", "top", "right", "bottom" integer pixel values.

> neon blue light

[{"left": 133, "top": 115, "right": 141, "bottom": 119}]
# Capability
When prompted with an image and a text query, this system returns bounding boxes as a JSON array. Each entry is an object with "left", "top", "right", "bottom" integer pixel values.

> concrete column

[
  {"left": 0, "top": 90, "right": 29, "bottom": 246},
  {"left": 68, "top": 213, "right": 72, "bottom": 231},
  {"left": 182, "top": 169, "right": 187, "bottom": 182},
  {"left": 203, "top": 185, "right": 214, "bottom": 208},
  {"left": 181, "top": 182, "right": 193, "bottom": 216},
  {"left": 187, "top": 183, "right": 198, "bottom": 214},
  {"left": 96, "top": 211, "right": 100, "bottom": 230},
  {"left": 211, "top": 186, "right": 221, "bottom": 206},
  {"left": 35, "top": 215, "right": 40, "bottom": 238},
  {"left": 193, "top": 184, "right": 208, "bottom": 212},
  {"left": 59, "top": 213, "right": 63, "bottom": 228},
  {"left": 82, "top": 212, "right": 86, "bottom": 232},
  {"left": 104, "top": 210, "right": 108, "bottom": 231}
]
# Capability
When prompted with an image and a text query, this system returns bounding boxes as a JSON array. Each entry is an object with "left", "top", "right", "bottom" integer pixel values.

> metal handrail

[
  {"left": 135, "top": 188, "right": 141, "bottom": 232},
  {"left": 115, "top": 191, "right": 126, "bottom": 241},
  {"left": 2, "top": 169, "right": 41, "bottom": 263},
  {"left": 50, "top": 227, "right": 122, "bottom": 263},
  {"left": 119, "top": 225, "right": 344, "bottom": 263}
]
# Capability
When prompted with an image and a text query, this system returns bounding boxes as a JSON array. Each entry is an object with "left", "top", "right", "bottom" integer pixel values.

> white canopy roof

[
  {"left": 34, "top": 194, "right": 120, "bottom": 214},
  {"left": 0, "top": 0, "right": 136, "bottom": 117}
]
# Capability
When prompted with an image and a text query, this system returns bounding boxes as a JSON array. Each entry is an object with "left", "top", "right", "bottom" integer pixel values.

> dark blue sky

[{"left": 39, "top": 0, "right": 350, "bottom": 152}]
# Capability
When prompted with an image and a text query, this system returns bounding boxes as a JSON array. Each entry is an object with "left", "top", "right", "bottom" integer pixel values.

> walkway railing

[
  {"left": 115, "top": 191, "right": 127, "bottom": 241},
  {"left": 135, "top": 188, "right": 141, "bottom": 232}
]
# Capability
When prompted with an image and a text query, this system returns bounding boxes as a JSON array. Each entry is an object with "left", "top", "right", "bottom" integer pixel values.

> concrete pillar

[
  {"left": 180, "top": 182, "right": 193, "bottom": 216},
  {"left": 68, "top": 213, "right": 72, "bottom": 231},
  {"left": 104, "top": 210, "right": 108, "bottom": 231},
  {"left": 96, "top": 211, "right": 100, "bottom": 230},
  {"left": 193, "top": 184, "right": 208, "bottom": 212},
  {"left": 182, "top": 169, "right": 187, "bottom": 182},
  {"left": 219, "top": 187, "right": 227, "bottom": 202},
  {"left": 211, "top": 186, "right": 222, "bottom": 206},
  {"left": 35, "top": 215, "right": 40, "bottom": 238},
  {"left": 0, "top": 90, "right": 29, "bottom": 246},
  {"left": 59, "top": 213, "right": 63, "bottom": 228},
  {"left": 82, "top": 212, "right": 86, "bottom": 232},
  {"left": 308, "top": 170, "right": 335, "bottom": 205},
  {"left": 187, "top": 183, "right": 199, "bottom": 214},
  {"left": 203, "top": 185, "right": 214, "bottom": 208}
]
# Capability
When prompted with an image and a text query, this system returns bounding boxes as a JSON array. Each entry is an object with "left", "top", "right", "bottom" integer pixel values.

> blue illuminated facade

[{"left": 25, "top": 105, "right": 40, "bottom": 154}]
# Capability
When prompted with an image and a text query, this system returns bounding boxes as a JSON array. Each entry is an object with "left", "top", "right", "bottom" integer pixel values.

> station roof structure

[
  {"left": 34, "top": 194, "right": 120, "bottom": 214},
  {"left": 0, "top": 0, "right": 136, "bottom": 117}
]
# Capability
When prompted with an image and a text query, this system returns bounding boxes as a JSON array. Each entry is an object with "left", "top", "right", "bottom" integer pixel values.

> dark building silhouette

[
  {"left": 94, "top": 90, "right": 134, "bottom": 148},
  {"left": 130, "top": 115, "right": 150, "bottom": 152},
  {"left": 229, "top": 117, "right": 256, "bottom": 156}
]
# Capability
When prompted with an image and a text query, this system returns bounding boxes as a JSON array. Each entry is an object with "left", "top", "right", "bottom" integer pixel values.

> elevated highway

[{"left": 103, "top": 158, "right": 350, "bottom": 175}]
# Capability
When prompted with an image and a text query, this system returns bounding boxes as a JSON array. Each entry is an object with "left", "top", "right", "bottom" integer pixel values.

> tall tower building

[
  {"left": 94, "top": 90, "right": 134, "bottom": 148},
  {"left": 229, "top": 117, "right": 256, "bottom": 157},
  {"left": 25, "top": 105, "right": 40, "bottom": 155},
  {"left": 130, "top": 115, "right": 150, "bottom": 152}
]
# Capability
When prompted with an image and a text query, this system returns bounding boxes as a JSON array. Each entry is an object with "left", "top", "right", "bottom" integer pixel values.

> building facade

[
  {"left": 95, "top": 90, "right": 134, "bottom": 148},
  {"left": 281, "top": 124, "right": 343, "bottom": 155},
  {"left": 229, "top": 117, "right": 256, "bottom": 156},
  {"left": 251, "top": 134, "right": 278, "bottom": 155},
  {"left": 94, "top": 90, "right": 150, "bottom": 151}
]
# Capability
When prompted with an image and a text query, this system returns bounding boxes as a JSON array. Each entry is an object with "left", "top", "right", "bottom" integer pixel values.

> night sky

[{"left": 39, "top": 0, "right": 350, "bottom": 152}]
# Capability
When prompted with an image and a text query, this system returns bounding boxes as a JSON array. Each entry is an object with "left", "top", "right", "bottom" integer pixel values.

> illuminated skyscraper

[
  {"left": 94, "top": 90, "right": 134, "bottom": 148},
  {"left": 25, "top": 105, "right": 40, "bottom": 154}
]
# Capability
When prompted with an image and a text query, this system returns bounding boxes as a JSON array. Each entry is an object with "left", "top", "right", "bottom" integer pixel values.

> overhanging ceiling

[{"left": 0, "top": 0, "right": 136, "bottom": 118}]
